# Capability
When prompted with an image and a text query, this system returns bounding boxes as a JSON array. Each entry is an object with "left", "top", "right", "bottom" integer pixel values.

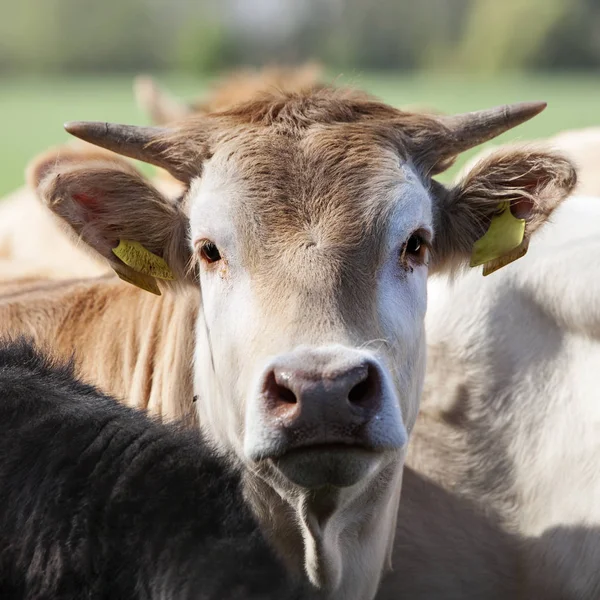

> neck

[{"left": 243, "top": 459, "right": 403, "bottom": 600}]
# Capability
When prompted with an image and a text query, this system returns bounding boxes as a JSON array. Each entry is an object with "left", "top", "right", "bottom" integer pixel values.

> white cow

[{"left": 421, "top": 193, "right": 600, "bottom": 598}]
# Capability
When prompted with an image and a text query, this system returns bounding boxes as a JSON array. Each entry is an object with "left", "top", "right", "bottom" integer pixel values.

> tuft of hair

[
  {"left": 213, "top": 85, "right": 402, "bottom": 128},
  {"left": 194, "top": 62, "right": 326, "bottom": 114},
  {"left": 158, "top": 85, "right": 450, "bottom": 172}
]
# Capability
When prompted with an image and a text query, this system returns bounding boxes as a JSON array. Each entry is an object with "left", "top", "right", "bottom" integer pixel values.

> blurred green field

[{"left": 1, "top": 72, "right": 599, "bottom": 196}]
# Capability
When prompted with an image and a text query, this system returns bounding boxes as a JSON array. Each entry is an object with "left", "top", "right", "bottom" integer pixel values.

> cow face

[
  {"left": 36, "top": 87, "right": 576, "bottom": 597},
  {"left": 187, "top": 124, "right": 434, "bottom": 490}
]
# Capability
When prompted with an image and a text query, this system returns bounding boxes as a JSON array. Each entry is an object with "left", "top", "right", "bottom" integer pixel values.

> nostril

[
  {"left": 264, "top": 370, "right": 297, "bottom": 406},
  {"left": 347, "top": 365, "right": 379, "bottom": 410},
  {"left": 277, "top": 384, "right": 297, "bottom": 405},
  {"left": 348, "top": 377, "right": 370, "bottom": 405}
]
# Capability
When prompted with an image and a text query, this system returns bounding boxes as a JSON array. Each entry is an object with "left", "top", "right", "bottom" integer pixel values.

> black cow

[{"left": 0, "top": 339, "right": 312, "bottom": 600}]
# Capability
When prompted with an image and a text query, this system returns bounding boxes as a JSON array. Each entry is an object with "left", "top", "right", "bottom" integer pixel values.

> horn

[
  {"left": 64, "top": 121, "right": 194, "bottom": 183},
  {"left": 133, "top": 76, "right": 194, "bottom": 125},
  {"left": 438, "top": 101, "right": 547, "bottom": 155}
]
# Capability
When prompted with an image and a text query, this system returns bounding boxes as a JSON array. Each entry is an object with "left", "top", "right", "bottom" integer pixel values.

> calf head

[{"left": 34, "top": 88, "right": 576, "bottom": 599}]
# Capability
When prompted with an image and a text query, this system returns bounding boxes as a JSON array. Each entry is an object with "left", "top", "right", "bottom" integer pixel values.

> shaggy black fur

[{"left": 0, "top": 339, "right": 309, "bottom": 600}]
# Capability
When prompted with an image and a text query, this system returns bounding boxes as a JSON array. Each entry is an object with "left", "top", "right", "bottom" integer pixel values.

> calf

[
  {"left": 23, "top": 87, "right": 575, "bottom": 600},
  {"left": 0, "top": 338, "right": 311, "bottom": 600}
]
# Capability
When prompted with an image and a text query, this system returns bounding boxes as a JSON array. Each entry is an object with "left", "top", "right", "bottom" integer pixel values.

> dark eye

[
  {"left": 200, "top": 242, "right": 222, "bottom": 264},
  {"left": 406, "top": 233, "right": 423, "bottom": 256},
  {"left": 401, "top": 231, "right": 429, "bottom": 267}
]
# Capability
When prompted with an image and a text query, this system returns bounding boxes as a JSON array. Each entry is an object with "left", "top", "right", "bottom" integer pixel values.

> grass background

[{"left": 0, "top": 72, "right": 599, "bottom": 196}]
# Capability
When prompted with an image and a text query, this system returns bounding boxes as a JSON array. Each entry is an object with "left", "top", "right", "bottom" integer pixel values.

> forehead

[{"left": 190, "top": 123, "right": 433, "bottom": 259}]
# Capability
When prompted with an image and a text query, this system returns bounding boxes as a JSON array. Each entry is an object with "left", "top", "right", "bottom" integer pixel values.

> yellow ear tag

[
  {"left": 481, "top": 238, "right": 529, "bottom": 276},
  {"left": 114, "top": 268, "right": 161, "bottom": 296},
  {"left": 112, "top": 240, "right": 175, "bottom": 281},
  {"left": 470, "top": 201, "right": 527, "bottom": 276}
]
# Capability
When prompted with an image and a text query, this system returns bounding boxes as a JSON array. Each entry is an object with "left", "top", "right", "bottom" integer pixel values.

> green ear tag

[
  {"left": 112, "top": 240, "right": 175, "bottom": 280},
  {"left": 470, "top": 202, "right": 526, "bottom": 269}
]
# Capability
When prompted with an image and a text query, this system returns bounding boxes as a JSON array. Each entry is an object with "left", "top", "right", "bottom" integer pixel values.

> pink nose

[{"left": 261, "top": 358, "right": 381, "bottom": 431}]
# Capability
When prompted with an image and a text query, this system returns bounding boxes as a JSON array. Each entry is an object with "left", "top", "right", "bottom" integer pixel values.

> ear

[
  {"left": 35, "top": 154, "right": 193, "bottom": 293},
  {"left": 26, "top": 143, "right": 124, "bottom": 190},
  {"left": 430, "top": 146, "right": 577, "bottom": 274}
]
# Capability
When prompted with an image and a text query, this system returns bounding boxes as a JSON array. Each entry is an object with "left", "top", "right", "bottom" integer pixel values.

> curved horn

[
  {"left": 64, "top": 121, "right": 194, "bottom": 183},
  {"left": 438, "top": 101, "right": 547, "bottom": 155}
]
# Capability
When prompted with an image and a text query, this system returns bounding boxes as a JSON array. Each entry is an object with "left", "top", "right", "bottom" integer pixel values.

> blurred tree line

[{"left": 1, "top": 0, "right": 600, "bottom": 74}]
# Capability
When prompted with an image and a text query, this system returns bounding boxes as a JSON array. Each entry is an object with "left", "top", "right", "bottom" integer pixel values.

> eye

[
  {"left": 406, "top": 233, "right": 423, "bottom": 255},
  {"left": 400, "top": 230, "right": 430, "bottom": 268},
  {"left": 199, "top": 241, "right": 222, "bottom": 264}
]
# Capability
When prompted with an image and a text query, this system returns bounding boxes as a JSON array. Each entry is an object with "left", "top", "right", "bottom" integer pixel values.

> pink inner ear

[
  {"left": 509, "top": 197, "right": 534, "bottom": 220},
  {"left": 73, "top": 192, "right": 99, "bottom": 209}
]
